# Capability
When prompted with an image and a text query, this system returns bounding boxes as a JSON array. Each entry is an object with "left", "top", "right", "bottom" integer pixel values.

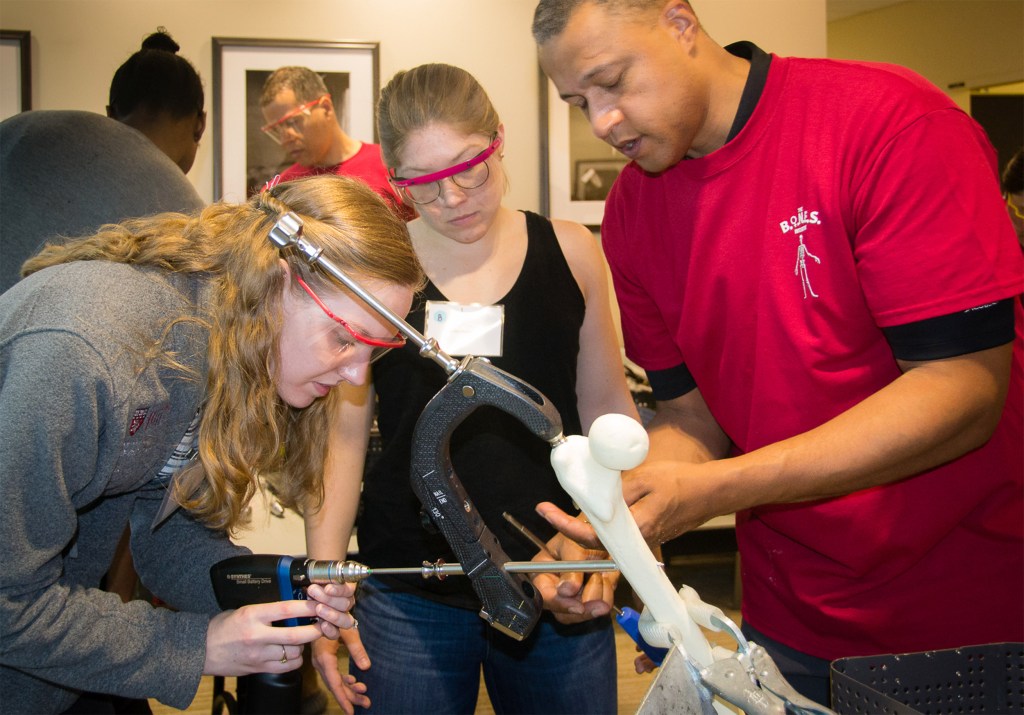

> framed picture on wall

[
  {"left": 574, "top": 159, "right": 628, "bottom": 202},
  {"left": 212, "top": 37, "right": 380, "bottom": 202},
  {"left": 0, "top": 30, "right": 31, "bottom": 120},
  {"left": 538, "top": 65, "right": 627, "bottom": 228}
]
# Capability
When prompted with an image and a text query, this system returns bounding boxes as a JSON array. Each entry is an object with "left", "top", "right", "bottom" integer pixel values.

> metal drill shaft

[
  {"left": 502, "top": 511, "right": 554, "bottom": 556},
  {"left": 305, "top": 559, "right": 373, "bottom": 584},
  {"left": 304, "top": 559, "right": 623, "bottom": 584},
  {"left": 376, "top": 559, "right": 621, "bottom": 579}
]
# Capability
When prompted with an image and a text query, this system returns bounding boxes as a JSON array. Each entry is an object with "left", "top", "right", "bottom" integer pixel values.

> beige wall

[
  {"left": 828, "top": 0, "right": 1024, "bottom": 110},
  {"left": 0, "top": 0, "right": 826, "bottom": 207}
]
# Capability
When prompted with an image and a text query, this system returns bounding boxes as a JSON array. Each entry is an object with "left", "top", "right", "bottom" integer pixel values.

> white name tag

[{"left": 424, "top": 301, "right": 504, "bottom": 357}]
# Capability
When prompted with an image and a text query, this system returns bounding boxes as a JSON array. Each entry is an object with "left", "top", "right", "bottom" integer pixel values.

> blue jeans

[{"left": 350, "top": 577, "right": 617, "bottom": 714}]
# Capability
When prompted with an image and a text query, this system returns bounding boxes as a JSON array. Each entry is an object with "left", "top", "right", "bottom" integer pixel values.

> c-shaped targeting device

[{"left": 269, "top": 213, "right": 563, "bottom": 640}]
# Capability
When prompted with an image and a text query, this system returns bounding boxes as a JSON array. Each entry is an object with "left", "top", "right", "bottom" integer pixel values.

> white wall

[
  {"left": 828, "top": 0, "right": 1024, "bottom": 110},
  {"left": 0, "top": 0, "right": 826, "bottom": 207}
]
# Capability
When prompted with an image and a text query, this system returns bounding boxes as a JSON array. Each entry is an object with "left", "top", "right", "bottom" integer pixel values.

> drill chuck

[{"left": 304, "top": 559, "right": 370, "bottom": 584}]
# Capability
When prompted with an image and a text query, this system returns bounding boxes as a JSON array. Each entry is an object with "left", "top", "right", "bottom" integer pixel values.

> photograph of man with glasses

[{"left": 259, "top": 65, "right": 414, "bottom": 221}]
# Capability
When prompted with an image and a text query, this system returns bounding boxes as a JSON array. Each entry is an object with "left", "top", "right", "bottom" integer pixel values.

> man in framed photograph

[{"left": 260, "top": 66, "right": 414, "bottom": 221}]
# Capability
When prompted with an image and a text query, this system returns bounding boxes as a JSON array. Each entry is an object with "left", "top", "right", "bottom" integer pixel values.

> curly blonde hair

[{"left": 23, "top": 175, "right": 423, "bottom": 531}]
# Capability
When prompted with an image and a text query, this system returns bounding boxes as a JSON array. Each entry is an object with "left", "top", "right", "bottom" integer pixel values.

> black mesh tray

[{"left": 831, "top": 642, "right": 1023, "bottom": 714}]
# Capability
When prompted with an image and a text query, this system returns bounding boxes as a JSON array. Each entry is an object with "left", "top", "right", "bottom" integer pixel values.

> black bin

[{"left": 831, "top": 642, "right": 1023, "bottom": 714}]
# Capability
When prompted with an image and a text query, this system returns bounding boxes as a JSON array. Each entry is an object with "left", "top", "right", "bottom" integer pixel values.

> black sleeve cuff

[
  {"left": 882, "top": 299, "right": 1015, "bottom": 361},
  {"left": 646, "top": 363, "right": 698, "bottom": 401}
]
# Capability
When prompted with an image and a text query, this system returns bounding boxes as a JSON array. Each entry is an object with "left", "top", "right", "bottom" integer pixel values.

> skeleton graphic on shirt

[
  {"left": 794, "top": 235, "right": 820, "bottom": 299},
  {"left": 779, "top": 207, "right": 823, "bottom": 299}
]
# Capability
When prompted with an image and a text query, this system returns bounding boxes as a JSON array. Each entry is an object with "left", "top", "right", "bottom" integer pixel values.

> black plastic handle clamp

[{"left": 410, "top": 357, "right": 564, "bottom": 640}]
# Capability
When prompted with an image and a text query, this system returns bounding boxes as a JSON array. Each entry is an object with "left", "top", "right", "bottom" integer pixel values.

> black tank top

[{"left": 357, "top": 211, "right": 586, "bottom": 607}]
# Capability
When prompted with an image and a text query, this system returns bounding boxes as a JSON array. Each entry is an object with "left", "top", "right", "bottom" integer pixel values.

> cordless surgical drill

[
  {"left": 210, "top": 554, "right": 349, "bottom": 625},
  {"left": 210, "top": 553, "right": 619, "bottom": 608},
  {"left": 208, "top": 554, "right": 351, "bottom": 715}
]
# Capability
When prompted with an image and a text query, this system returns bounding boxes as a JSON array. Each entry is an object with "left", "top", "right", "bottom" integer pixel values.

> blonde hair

[
  {"left": 23, "top": 175, "right": 423, "bottom": 531},
  {"left": 377, "top": 63, "right": 501, "bottom": 170}
]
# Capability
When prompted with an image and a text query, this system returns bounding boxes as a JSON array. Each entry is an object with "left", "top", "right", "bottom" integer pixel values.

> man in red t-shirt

[
  {"left": 533, "top": 0, "right": 1023, "bottom": 705},
  {"left": 259, "top": 66, "right": 415, "bottom": 221}
]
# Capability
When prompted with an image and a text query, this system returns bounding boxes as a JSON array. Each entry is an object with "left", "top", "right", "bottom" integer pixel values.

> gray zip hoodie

[{"left": 0, "top": 261, "right": 247, "bottom": 712}]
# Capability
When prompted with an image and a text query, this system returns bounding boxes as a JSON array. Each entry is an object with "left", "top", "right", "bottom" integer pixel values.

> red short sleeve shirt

[{"left": 603, "top": 56, "right": 1024, "bottom": 658}]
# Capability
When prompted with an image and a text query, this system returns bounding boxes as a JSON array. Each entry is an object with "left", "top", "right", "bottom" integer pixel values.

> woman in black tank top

[{"left": 306, "top": 63, "right": 638, "bottom": 715}]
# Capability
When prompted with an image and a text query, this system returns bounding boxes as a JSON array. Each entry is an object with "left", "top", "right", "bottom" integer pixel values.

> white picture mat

[
  {"left": 0, "top": 38, "right": 25, "bottom": 120},
  {"left": 545, "top": 76, "right": 609, "bottom": 227}
]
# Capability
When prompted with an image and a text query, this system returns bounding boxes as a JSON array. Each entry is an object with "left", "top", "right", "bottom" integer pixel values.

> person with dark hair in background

[
  {"left": 0, "top": 109, "right": 205, "bottom": 294},
  {"left": 106, "top": 28, "right": 206, "bottom": 174},
  {"left": 0, "top": 28, "right": 207, "bottom": 295},
  {"left": 532, "top": 0, "right": 1023, "bottom": 705},
  {"left": 260, "top": 66, "right": 415, "bottom": 222},
  {"left": 1003, "top": 148, "right": 1024, "bottom": 248}
]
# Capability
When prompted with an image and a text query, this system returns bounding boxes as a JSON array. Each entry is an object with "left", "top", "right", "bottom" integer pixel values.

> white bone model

[
  {"left": 549, "top": 413, "right": 715, "bottom": 665},
  {"left": 551, "top": 414, "right": 836, "bottom": 715}
]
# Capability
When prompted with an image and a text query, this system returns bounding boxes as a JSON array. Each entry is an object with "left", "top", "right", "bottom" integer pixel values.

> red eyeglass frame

[
  {"left": 295, "top": 275, "right": 406, "bottom": 349},
  {"left": 260, "top": 94, "right": 329, "bottom": 136},
  {"left": 389, "top": 134, "right": 502, "bottom": 188}
]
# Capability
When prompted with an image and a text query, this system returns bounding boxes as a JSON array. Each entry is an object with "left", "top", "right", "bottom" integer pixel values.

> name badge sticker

[{"left": 424, "top": 301, "right": 504, "bottom": 357}]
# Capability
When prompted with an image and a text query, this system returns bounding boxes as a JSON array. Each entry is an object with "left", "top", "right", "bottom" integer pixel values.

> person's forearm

[
  {"left": 305, "top": 481, "right": 360, "bottom": 561},
  {"left": 707, "top": 345, "right": 1012, "bottom": 512},
  {"left": 646, "top": 388, "right": 732, "bottom": 465},
  {"left": 305, "top": 385, "right": 374, "bottom": 561},
  {"left": 577, "top": 379, "right": 640, "bottom": 436},
  {"left": 572, "top": 238, "right": 642, "bottom": 432}
]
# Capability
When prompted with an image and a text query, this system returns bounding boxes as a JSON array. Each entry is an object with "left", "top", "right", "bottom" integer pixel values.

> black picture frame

[{"left": 0, "top": 30, "right": 32, "bottom": 119}]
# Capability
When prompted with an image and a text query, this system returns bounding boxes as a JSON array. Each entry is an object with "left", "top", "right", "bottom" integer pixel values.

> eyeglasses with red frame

[
  {"left": 261, "top": 94, "right": 329, "bottom": 144},
  {"left": 389, "top": 133, "right": 502, "bottom": 205},
  {"left": 295, "top": 274, "right": 406, "bottom": 363}
]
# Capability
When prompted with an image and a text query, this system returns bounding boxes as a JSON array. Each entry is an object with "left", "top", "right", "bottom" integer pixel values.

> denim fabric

[{"left": 350, "top": 577, "right": 617, "bottom": 714}]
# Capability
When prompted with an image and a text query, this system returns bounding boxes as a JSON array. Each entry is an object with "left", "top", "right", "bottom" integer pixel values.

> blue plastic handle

[{"left": 615, "top": 606, "right": 668, "bottom": 666}]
